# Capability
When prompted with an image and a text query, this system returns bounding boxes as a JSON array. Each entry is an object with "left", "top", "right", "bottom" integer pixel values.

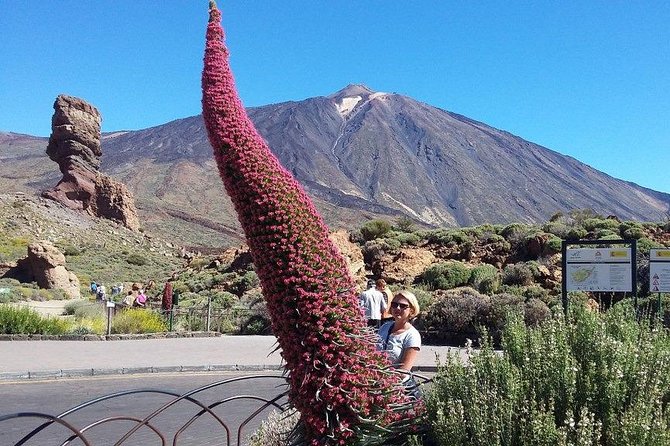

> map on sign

[
  {"left": 565, "top": 247, "right": 632, "bottom": 292},
  {"left": 649, "top": 248, "right": 670, "bottom": 293},
  {"left": 570, "top": 266, "right": 597, "bottom": 285}
]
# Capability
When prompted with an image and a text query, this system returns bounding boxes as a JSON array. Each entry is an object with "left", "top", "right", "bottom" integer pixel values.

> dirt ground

[{"left": 17, "top": 299, "right": 88, "bottom": 317}]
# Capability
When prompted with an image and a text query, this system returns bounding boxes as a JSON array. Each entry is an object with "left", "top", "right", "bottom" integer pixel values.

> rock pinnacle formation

[{"left": 43, "top": 95, "right": 140, "bottom": 231}]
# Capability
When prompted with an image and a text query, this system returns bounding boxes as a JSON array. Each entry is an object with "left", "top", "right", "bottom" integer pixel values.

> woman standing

[{"left": 378, "top": 290, "right": 421, "bottom": 372}]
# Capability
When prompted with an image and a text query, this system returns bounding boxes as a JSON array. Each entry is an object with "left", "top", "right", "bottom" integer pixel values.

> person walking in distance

[
  {"left": 358, "top": 279, "right": 386, "bottom": 328},
  {"left": 377, "top": 279, "right": 394, "bottom": 324}
]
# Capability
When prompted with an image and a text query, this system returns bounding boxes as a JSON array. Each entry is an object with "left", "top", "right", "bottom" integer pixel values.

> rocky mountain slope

[{"left": 2, "top": 85, "right": 669, "bottom": 249}]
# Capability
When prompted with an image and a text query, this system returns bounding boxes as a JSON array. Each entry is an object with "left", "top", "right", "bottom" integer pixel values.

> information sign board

[
  {"left": 649, "top": 248, "right": 670, "bottom": 293},
  {"left": 565, "top": 247, "right": 633, "bottom": 292}
]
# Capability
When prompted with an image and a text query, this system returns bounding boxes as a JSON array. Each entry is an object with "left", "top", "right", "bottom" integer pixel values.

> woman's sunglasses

[{"left": 390, "top": 301, "right": 410, "bottom": 310}]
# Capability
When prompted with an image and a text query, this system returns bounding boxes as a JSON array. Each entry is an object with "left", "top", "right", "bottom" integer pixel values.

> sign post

[
  {"left": 562, "top": 239, "right": 636, "bottom": 314},
  {"left": 649, "top": 248, "right": 670, "bottom": 320},
  {"left": 106, "top": 300, "right": 116, "bottom": 336}
]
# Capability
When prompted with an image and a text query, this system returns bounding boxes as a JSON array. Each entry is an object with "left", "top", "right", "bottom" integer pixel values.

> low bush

[
  {"left": 423, "top": 303, "right": 670, "bottom": 445},
  {"left": 419, "top": 288, "right": 490, "bottom": 345},
  {"left": 421, "top": 261, "right": 472, "bottom": 290},
  {"left": 469, "top": 264, "right": 500, "bottom": 294},
  {"left": 543, "top": 221, "right": 572, "bottom": 239},
  {"left": 524, "top": 297, "right": 552, "bottom": 326},
  {"left": 566, "top": 227, "right": 588, "bottom": 240},
  {"left": 69, "top": 316, "right": 106, "bottom": 335},
  {"left": 582, "top": 217, "right": 620, "bottom": 232},
  {"left": 360, "top": 219, "right": 392, "bottom": 241},
  {"left": 111, "top": 308, "right": 166, "bottom": 334},
  {"left": 249, "top": 408, "right": 300, "bottom": 446},
  {"left": 0, "top": 305, "right": 71, "bottom": 334},
  {"left": 393, "top": 216, "right": 416, "bottom": 232},
  {"left": 126, "top": 253, "right": 147, "bottom": 266},
  {"left": 502, "top": 263, "right": 534, "bottom": 286},
  {"left": 391, "top": 232, "right": 422, "bottom": 246},
  {"left": 426, "top": 228, "right": 470, "bottom": 246}
]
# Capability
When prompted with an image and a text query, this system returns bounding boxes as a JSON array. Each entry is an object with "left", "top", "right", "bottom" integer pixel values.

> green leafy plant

[
  {"left": 422, "top": 261, "right": 472, "bottom": 290},
  {"left": 423, "top": 303, "right": 670, "bottom": 445},
  {"left": 111, "top": 308, "right": 166, "bottom": 334},
  {"left": 360, "top": 219, "right": 392, "bottom": 241},
  {"left": 502, "top": 263, "right": 534, "bottom": 286},
  {"left": 0, "top": 304, "right": 71, "bottom": 334},
  {"left": 469, "top": 264, "right": 500, "bottom": 294}
]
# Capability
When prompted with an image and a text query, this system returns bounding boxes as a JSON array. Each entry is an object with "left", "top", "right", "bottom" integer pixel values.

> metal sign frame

[
  {"left": 561, "top": 239, "right": 637, "bottom": 314},
  {"left": 649, "top": 248, "right": 670, "bottom": 293}
]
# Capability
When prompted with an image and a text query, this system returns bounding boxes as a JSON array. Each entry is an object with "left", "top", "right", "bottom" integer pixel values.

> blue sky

[{"left": 1, "top": 1, "right": 669, "bottom": 194}]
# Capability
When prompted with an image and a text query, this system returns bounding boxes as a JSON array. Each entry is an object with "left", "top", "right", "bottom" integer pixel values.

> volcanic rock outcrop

[
  {"left": 43, "top": 95, "right": 140, "bottom": 231},
  {"left": 6, "top": 241, "right": 81, "bottom": 299}
]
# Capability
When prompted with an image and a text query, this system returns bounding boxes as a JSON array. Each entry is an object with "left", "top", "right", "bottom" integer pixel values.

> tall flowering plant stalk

[
  {"left": 202, "top": 2, "right": 420, "bottom": 445},
  {"left": 161, "top": 282, "right": 173, "bottom": 312}
]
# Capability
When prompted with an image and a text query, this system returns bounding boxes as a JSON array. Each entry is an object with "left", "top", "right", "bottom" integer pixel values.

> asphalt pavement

[{"left": 0, "top": 335, "right": 462, "bottom": 381}]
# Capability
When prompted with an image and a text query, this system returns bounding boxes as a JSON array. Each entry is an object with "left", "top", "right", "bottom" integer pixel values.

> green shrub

[
  {"left": 111, "top": 308, "right": 166, "bottom": 334},
  {"left": 63, "top": 245, "right": 83, "bottom": 256},
  {"left": 391, "top": 232, "right": 422, "bottom": 246},
  {"left": 543, "top": 221, "right": 572, "bottom": 239},
  {"left": 426, "top": 228, "right": 470, "bottom": 246},
  {"left": 488, "top": 293, "right": 524, "bottom": 342},
  {"left": 582, "top": 217, "right": 620, "bottom": 232},
  {"left": 524, "top": 298, "right": 552, "bottom": 326},
  {"left": 419, "top": 288, "right": 490, "bottom": 345},
  {"left": 595, "top": 229, "right": 618, "bottom": 239},
  {"left": 500, "top": 223, "right": 531, "bottom": 240},
  {"left": 360, "top": 219, "right": 392, "bottom": 241},
  {"left": 423, "top": 303, "right": 670, "bottom": 446},
  {"left": 393, "top": 216, "right": 416, "bottom": 232},
  {"left": 637, "top": 237, "right": 663, "bottom": 253},
  {"left": 622, "top": 225, "right": 645, "bottom": 240},
  {"left": 422, "top": 261, "right": 472, "bottom": 290},
  {"left": 209, "top": 290, "right": 238, "bottom": 308},
  {"left": 547, "top": 235, "right": 563, "bottom": 253},
  {"left": 249, "top": 408, "right": 300, "bottom": 446},
  {"left": 469, "top": 264, "right": 500, "bottom": 294},
  {"left": 569, "top": 208, "right": 601, "bottom": 224},
  {"left": 126, "top": 253, "right": 147, "bottom": 266},
  {"left": 69, "top": 316, "right": 106, "bottom": 335},
  {"left": 240, "top": 314, "right": 272, "bottom": 335},
  {"left": 566, "top": 227, "right": 588, "bottom": 240},
  {"left": 402, "top": 286, "right": 434, "bottom": 313},
  {"left": 522, "top": 285, "right": 551, "bottom": 302},
  {"left": 0, "top": 305, "right": 71, "bottom": 334},
  {"left": 502, "top": 263, "right": 534, "bottom": 286},
  {"left": 230, "top": 271, "right": 260, "bottom": 296}
]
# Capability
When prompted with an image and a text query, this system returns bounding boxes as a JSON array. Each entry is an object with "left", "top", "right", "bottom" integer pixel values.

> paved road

[
  {"left": 0, "top": 335, "right": 462, "bottom": 380},
  {"left": 0, "top": 371, "right": 289, "bottom": 446}
]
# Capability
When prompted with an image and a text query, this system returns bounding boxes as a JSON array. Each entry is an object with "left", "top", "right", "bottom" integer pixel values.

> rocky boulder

[
  {"left": 329, "top": 230, "right": 366, "bottom": 283},
  {"left": 42, "top": 95, "right": 140, "bottom": 231},
  {"left": 373, "top": 247, "right": 437, "bottom": 284},
  {"left": 21, "top": 241, "right": 81, "bottom": 299}
]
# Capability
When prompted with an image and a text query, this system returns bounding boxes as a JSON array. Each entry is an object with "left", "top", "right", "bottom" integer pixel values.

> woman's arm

[{"left": 397, "top": 346, "right": 420, "bottom": 372}]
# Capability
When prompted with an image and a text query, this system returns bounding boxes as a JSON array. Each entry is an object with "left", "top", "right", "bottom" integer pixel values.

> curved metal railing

[{"left": 0, "top": 372, "right": 432, "bottom": 446}]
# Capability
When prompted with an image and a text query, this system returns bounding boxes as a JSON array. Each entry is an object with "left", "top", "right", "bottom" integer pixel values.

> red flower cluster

[{"left": 201, "top": 2, "right": 419, "bottom": 444}]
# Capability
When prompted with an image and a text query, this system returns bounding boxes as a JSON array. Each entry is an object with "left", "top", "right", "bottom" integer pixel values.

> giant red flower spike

[{"left": 202, "top": 2, "right": 419, "bottom": 444}]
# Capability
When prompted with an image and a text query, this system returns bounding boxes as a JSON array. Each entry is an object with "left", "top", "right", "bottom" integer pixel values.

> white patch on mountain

[{"left": 335, "top": 96, "right": 362, "bottom": 117}]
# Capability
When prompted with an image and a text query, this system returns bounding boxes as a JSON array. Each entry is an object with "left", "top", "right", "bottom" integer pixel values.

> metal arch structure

[
  {"left": 0, "top": 372, "right": 433, "bottom": 446},
  {"left": 0, "top": 374, "right": 290, "bottom": 446}
]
